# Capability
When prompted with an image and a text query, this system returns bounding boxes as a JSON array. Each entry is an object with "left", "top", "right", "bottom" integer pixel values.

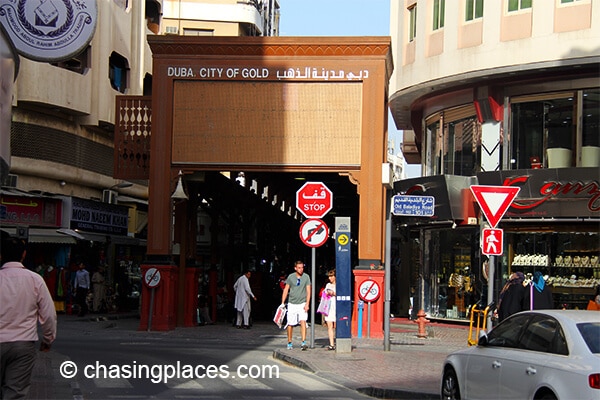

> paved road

[
  {"left": 29, "top": 314, "right": 471, "bottom": 399},
  {"left": 30, "top": 315, "right": 378, "bottom": 399}
]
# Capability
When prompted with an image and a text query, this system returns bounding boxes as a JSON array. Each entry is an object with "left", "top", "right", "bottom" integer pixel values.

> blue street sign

[
  {"left": 335, "top": 217, "right": 352, "bottom": 341},
  {"left": 392, "top": 195, "right": 435, "bottom": 217}
]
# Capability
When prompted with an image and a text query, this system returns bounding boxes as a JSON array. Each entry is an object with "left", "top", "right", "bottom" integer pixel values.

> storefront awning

[
  {"left": 76, "top": 231, "right": 146, "bottom": 246},
  {"left": 1, "top": 227, "right": 77, "bottom": 244}
]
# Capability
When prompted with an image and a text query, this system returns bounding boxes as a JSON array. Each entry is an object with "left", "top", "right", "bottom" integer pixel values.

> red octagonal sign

[{"left": 296, "top": 181, "right": 333, "bottom": 219}]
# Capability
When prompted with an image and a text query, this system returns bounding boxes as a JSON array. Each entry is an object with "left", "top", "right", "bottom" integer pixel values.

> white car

[{"left": 441, "top": 310, "right": 600, "bottom": 400}]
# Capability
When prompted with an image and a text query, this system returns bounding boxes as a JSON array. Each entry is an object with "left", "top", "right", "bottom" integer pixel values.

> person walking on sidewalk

[
  {"left": 524, "top": 271, "right": 553, "bottom": 311},
  {"left": 74, "top": 261, "right": 91, "bottom": 317},
  {"left": 497, "top": 271, "right": 525, "bottom": 322},
  {"left": 281, "top": 261, "right": 311, "bottom": 350},
  {"left": 91, "top": 266, "right": 106, "bottom": 313},
  {"left": 324, "top": 269, "right": 336, "bottom": 350},
  {"left": 0, "top": 233, "right": 57, "bottom": 400},
  {"left": 233, "top": 270, "right": 256, "bottom": 329}
]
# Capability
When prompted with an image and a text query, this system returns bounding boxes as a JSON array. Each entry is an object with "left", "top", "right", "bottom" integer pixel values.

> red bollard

[{"left": 415, "top": 309, "right": 429, "bottom": 338}]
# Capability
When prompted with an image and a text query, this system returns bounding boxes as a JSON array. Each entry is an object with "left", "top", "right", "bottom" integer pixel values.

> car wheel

[
  {"left": 441, "top": 367, "right": 461, "bottom": 400},
  {"left": 535, "top": 392, "right": 557, "bottom": 400}
]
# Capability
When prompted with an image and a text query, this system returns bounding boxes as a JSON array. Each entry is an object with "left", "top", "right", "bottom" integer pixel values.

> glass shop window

[
  {"left": 510, "top": 89, "right": 600, "bottom": 170},
  {"left": 426, "top": 105, "right": 480, "bottom": 176},
  {"left": 443, "top": 116, "right": 479, "bottom": 176}
]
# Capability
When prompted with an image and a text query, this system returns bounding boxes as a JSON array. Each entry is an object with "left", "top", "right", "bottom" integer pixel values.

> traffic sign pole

[
  {"left": 143, "top": 268, "right": 161, "bottom": 332},
  {"left": 310, "top": 247, "right": 316, "bottom": 349},
  {"left": 295, "top": 182, "right": 333, "bottom": 348}
]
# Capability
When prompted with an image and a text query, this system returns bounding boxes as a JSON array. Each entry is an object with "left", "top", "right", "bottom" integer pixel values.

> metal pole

[
  {"left": 310, "top": 247, "right": 316, "bottom": 348},
  {"left": 367, "top": 302, "right": 371, "bottom": 338},
  {"left": 487, "top": 255, "right": 495, "bottom": 329},
  {"left": 384, "top": 192, "right": 392, "bottom": 351},
  {"left": 147, "top": 287, "right": 155, "bottom": 332}
]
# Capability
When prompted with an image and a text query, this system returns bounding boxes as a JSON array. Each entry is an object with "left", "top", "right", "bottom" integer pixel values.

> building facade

[
  {"left": 388, "top": 0, "right": 599, "bottom": 320},
  {"left": 1, "top": 0, "right": 279, "bottom": 313}
]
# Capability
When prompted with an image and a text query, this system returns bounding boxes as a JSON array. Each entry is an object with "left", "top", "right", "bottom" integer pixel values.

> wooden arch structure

[{"left": 143, "top": 36, "right": 393, "bottom": 329}]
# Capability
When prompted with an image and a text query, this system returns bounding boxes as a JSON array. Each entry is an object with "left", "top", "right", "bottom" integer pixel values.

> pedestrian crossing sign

[{"left": 482, "top": 228, "right": 503, "bottom": 256}]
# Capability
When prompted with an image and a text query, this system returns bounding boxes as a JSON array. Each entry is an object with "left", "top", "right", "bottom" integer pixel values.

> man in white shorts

[{"left": 281, "top": 261, "right": 311, "bottom": 350}]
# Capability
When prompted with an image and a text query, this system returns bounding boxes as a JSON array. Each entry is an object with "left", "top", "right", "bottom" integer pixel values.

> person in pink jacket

[{"left": 0, "top": 232, "right": 57, "bottom": 399}]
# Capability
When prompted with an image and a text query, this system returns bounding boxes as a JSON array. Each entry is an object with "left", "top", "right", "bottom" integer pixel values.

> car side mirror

[{"left": 478, "top": 331, "right": 489, "bottom": 346}]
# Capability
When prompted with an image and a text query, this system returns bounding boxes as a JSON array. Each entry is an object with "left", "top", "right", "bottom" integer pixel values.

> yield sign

[{"left": 470, "top": 185, "right": 520, "bottom": 228}]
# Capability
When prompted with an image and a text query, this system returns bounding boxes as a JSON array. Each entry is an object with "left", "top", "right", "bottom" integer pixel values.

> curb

[
  {"left": 273, "top": 348, "right": 440, "bottom": 400},
  {"left": 272, "top": 349, "right": 316, "bottom": 373},
  {"left": 357, "top": 386, "right": 438, "bottom": 400}
]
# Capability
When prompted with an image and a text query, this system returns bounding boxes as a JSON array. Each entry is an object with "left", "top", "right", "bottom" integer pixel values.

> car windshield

[{"left": 577, "top": 322, "right": 600, "bottom": 354}]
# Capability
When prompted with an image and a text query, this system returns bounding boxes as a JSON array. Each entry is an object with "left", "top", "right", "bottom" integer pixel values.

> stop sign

[{"left": 296, "top": 181, "right": 333, "bottom": 218}]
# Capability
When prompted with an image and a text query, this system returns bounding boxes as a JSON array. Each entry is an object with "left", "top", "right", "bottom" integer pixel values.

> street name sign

[{"left": 392, "top": 195, "right": 435, "bottom": 216}]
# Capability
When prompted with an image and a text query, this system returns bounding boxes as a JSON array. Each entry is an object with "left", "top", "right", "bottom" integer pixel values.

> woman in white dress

[{"left": 324, "top": 269, "right": 336, "bottom": 350}]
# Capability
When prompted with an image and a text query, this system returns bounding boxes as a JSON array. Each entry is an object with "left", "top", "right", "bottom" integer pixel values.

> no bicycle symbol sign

[{"left": 358, "top": 279, "right": 380, "bottom": 302}]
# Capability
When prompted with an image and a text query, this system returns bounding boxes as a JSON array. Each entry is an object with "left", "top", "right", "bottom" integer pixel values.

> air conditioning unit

[
  {"left": 16, "top": 225, "right": 29, "bottom": 240},
  {"left": 165, "top": 26, "right": 179, "bottom": 35},
  {"left": 6, "top": 174, "right": 17, "bottom": 187},
  {"left": 102, "top": 190, "right": 117, "bottom": 204}
]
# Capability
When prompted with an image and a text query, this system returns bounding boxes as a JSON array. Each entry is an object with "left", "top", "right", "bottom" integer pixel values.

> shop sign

[
  {"left": 70, "top": 197, "right": 128, "bottom": 236},
  {"left": 477, "top": 168, "right": 600, "bottom": 218},
  {"left": 165, "top": 65, "right": 371, "bottom": 81},
  {"left": 0, "top": 194, "right": 62, "bottom": 226},
  {"left": 0, "top": 0, "right": 98, "bottom": 62}
]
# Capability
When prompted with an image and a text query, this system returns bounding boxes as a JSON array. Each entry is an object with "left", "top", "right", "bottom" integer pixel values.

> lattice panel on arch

[{"left": 114, "top": 96, "right": 152, "bottom": 180}]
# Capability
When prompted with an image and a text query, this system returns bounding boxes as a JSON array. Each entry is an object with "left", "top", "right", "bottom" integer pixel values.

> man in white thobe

[{"left": 233, "top": 270, "right": 256, "bottom": 329}]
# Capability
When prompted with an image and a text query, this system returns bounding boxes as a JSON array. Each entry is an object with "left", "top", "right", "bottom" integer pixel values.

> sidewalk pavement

[
  {"left": 29, "top": 313, "right": 472, "bottom": 399},
  {"left": 273, "top": 317, "right": 470, "bottom": 399}
]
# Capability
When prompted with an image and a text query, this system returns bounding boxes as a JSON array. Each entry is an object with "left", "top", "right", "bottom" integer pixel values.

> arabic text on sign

[
  {"left": 392, "top": 195, "right": 435, "bottom": 217},
  {"left": 166, "top": 66, "right": 370, "bottom": 81}
]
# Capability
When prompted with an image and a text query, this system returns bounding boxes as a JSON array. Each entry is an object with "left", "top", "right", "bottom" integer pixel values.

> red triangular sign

[{"left": 470, "top": 185, "right": 520, "bottom": 228}]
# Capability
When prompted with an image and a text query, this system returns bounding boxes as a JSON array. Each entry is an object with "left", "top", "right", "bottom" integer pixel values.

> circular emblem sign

[{"left": 0, "top": 0, "right": 98, "bottom": 62}]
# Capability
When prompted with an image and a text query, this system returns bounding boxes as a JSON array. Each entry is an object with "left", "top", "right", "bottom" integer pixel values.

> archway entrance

[{"left": 140, "top": 36, "right": 392, "bottom": 330}]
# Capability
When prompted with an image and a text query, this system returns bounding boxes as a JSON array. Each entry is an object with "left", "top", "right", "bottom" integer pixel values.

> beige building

[
  {"left": 2, "top": 1, "right": 279, "bottom": 309},
  {"left": 9, "top": 0, "right": 278, "bottom": 199},
  {"left": 388, "top": 0, "right": 599, "bottom": 320}
]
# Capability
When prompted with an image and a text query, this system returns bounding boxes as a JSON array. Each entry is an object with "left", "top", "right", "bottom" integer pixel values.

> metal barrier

[{"left": 468, "top": 302, "right": 494, "bottom": 346}]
